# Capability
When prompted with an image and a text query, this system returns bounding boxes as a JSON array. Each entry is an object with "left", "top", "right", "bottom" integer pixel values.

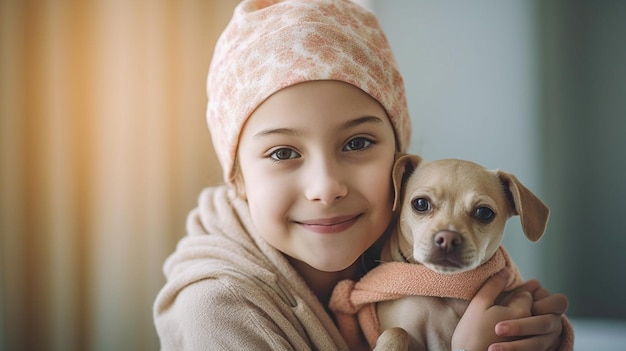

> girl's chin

[{"left": 306, "top": 255, "right": 362, "bottom": 273}]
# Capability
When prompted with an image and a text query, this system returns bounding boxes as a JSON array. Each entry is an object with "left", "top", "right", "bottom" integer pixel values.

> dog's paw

[{"left": 373, "top": 327, "right": 410, "bottom": 351}]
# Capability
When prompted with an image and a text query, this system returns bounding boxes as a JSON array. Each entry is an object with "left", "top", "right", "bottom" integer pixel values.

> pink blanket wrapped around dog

[{"left": 328, "top": 246, "right": 574, "bottom": 351}]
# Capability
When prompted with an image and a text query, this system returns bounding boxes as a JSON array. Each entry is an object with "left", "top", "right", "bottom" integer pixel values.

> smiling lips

[{"left": 297, "top": 215, "right": 361, "bottom": 234}]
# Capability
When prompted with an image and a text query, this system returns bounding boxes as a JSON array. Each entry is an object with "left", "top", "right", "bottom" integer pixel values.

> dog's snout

[{"left": 434, "top": 231, "right": 462, "bottom": 253}]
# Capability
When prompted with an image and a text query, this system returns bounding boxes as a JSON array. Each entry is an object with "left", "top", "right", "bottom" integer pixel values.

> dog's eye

[
  {"left": 475, "top": 206, "right": 495, "bottom": 222},
  {"left": 412, "top": 198, "right": 431, "bottom": 212}
]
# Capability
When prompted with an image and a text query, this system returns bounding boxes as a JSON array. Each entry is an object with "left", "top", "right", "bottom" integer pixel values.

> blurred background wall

[
  {"left": 1, "top": 0, "right": 625, "bottom": 350},
  {"left": 0, "top": 1, "right": 239, "bottom": 350}
]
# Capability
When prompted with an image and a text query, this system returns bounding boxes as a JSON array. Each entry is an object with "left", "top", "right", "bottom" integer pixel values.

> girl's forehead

[
  {"left": 255, "top": 81, "right": 385, "bottom": 116},
  {"left": 241, "top": 81, "right": 392, "bottom": 137}
]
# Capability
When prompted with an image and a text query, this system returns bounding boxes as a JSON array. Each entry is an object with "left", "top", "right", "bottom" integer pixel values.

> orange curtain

[{"left": 0, "top": 1, "right": 239, "bottom": 350}]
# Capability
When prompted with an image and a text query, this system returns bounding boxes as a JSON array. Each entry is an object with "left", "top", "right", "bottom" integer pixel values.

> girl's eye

[
  {"left": 343, "top": 137, "right": 373, "bottom": 151},
  {"left": 269, "top": 148, "right": 300, "bottom": 161}
]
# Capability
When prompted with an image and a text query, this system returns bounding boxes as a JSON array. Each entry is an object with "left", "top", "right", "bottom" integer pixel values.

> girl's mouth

[{"left": 296, "top": 214, "right": 361, "bottom": 234}]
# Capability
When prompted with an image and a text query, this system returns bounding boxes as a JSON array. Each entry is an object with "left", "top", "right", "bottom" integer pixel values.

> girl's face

[{"left": 237, "top": 80, "right": 397, "bottom": 272}]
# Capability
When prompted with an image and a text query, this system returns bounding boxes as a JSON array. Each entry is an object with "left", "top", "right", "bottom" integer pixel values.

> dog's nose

[{"left": 434, "top": 231, "right": 462, "bottom": 253}]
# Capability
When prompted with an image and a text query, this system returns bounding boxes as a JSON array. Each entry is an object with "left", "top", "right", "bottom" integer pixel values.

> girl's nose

[{"left": 304, "top": 160, "right": 348, "bottom": 205}]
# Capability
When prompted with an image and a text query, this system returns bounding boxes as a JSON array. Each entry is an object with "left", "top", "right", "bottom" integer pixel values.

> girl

[{"left": 154, "top": 1, "right": 569, "bottom": 350}]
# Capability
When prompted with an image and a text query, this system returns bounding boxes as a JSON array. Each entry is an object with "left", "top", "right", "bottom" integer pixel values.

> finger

[
  {"left": 525, "top": 279, "right": 553, "bottom": 301},
  {"left": 467, "top": 269, "right": 509, "bottom": 312},
  {"left": 532, "top": 293, "right": 569, "bottom": 316},
  {"left": 532, "top": 286, "right": 551, "bottom": 301},
  {"left": 495, "top": 314, "right": 562, "bottom": 338},
  {"left": 515, "top": 279, "right": 551, "bottom": 300},
  {"left": 488, "top": 331, "right": 560, "bottom": 351},
  {"left": 521, "top": 279, "right": 545, "bottom": 296},
  {"left": 516, "top": 279, "right": 541, "bottom": 294}
]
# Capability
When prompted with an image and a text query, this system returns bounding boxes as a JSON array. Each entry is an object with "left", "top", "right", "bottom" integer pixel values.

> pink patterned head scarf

[{"left": 207, "top": 0, "right": 411, "bottom": 184}]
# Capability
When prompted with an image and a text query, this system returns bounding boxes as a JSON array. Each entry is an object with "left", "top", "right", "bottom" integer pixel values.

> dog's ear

[
  {"left": 497, "top": 170, "right": 550, "bottom": 242},
  {"left": 392, "top": 153, "right": 423, "bottom": 212}
]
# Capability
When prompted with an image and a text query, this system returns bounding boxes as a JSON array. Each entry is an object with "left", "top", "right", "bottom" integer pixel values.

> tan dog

[{"left": 374, "top": 154, "right": 550, "bottom": 351}]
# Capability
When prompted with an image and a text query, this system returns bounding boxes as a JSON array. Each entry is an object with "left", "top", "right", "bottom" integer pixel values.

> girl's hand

[
  {"left": 490, "top": 279, "right": 569, "bottom": 351},
  {"left": 452, "top": 270, "right": 569, "bottom": 351},
  {"left": 452, "top": 269, "right": 533, "bottom": 351}
]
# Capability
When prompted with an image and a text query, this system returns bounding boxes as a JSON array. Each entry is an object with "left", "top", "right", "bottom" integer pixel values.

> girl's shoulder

[{"left": 154, "top": 273, "right": 309, "bottom": 350}]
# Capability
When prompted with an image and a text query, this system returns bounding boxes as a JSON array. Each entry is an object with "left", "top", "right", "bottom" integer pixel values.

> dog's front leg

[{"left": 373, "top": 327, "right": 410, "bottom": 351}]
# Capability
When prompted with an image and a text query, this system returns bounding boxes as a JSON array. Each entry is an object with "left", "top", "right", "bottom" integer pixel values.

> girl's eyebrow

[
  {"left": 343, "top": 115, "right": 384, "bottom": 129},
  {"left": 252, "top": 115, "right": 384, "bottom": 139},
  {"left": 252, "top": 127, "right": 299, "bottom": 139}
]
